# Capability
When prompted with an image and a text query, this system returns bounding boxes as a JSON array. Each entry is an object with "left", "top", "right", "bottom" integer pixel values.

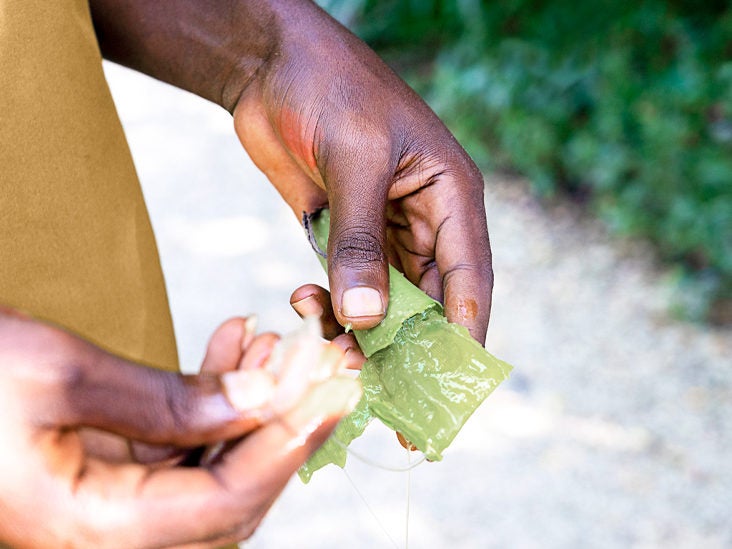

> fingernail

[
  {"left": 241, "top": 315, "right": 258, "bottom": 352},
  {"left": 222, "top": 369, "right": 276, "bottom": 414},
  {"left": 341, "top": 287, "right": 384, "bottom": 318},
  {"left": 288, "top": 376, "right": 362, "bottom": 430},
  {"left": 291, "top": 296, "right": 324, "bottom": 318}
]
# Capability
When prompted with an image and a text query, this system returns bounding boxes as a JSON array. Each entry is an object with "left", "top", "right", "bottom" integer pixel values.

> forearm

[{"left": 89, "top": 0, "right": 329, "bottom": 111}]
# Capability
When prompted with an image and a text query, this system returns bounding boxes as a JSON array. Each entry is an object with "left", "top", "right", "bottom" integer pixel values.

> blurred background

[{"left": 104, "top": 1, "right": 731, "bottom": 547}]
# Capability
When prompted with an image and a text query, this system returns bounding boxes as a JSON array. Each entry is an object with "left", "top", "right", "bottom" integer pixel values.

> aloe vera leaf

[
  {"left": 297, "top": 396, "right": 372, "bottom": 483},
  {"left": 299, "top": 210, "right": 512, "bottom": 482},
  {"left": 360, "top": 308, "right": 513, "bottom": 461}
]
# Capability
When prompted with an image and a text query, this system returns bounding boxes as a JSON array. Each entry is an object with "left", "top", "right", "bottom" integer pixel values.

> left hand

[{"left": 0, "top": 309, "right": 359, "bottom": 547}]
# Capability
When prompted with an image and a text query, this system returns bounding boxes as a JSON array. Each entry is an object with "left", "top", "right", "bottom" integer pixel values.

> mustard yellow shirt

[{"left": 0, "top": 0, "right": 178, "bottom": 371}]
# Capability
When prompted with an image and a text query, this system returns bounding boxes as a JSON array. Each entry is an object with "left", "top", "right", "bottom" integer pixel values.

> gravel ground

[{"left": 105, "top": 63, "right": 732, "bottom": 549}]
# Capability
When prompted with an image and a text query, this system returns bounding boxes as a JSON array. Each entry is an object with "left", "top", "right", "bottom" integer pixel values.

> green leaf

[{"left": 299, "top": 210, "right": 512, "bottom": 482}]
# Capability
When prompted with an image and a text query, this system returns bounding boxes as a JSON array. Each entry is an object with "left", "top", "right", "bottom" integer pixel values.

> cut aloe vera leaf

[{"left": 299, "top": 210, "right": 512, "bottom": 482}]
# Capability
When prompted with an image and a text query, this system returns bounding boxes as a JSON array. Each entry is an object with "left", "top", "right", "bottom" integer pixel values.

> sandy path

[{"left": 105, "top": 63, "right": 731, "bottom": 549}]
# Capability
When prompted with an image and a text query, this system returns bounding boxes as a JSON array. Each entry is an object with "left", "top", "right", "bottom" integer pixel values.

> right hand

[
  {"left": 233, "top": 0, "right": 493, "bottom": 343},
  {"left": 0, "top": 307, "right": 360, "bottom": 548}
]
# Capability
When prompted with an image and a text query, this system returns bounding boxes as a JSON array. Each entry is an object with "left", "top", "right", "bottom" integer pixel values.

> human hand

[
  {"left": 234, "top": 0, "right": 492, "bottom": 343},
  {"left": 290, "top": 284, "right": 419, "bottom": 453},
  {"left": 0, "top": 308, "right": 360, "bottom": 547},
  {"left": 290, "top": 285, "right": 367, "bottom": 362},
  {"left": 89, "top": 0, "right": 491, "bottom": 343}
]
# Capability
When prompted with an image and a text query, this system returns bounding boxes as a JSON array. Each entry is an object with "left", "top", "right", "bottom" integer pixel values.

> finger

[
  {"left": 200, "top": 316, "right": 257, "bottom": 374},
  {"left": 416, "top": 263, "right": 444, "bottom": 303},
  {"left": 396, "top": 431, "right": 418, "bottom": 452},
  {"left": 325, "top": 161, "right": 391, "bottom": 329},
  {"left": 198, "top": 376, "right": 362, "bottom": 543},
  {"left": 80, "top": 429, "right": 191, "bottom": 467},
  {"left": 386, "top": 207, "right": 446, "bottom": 302},
  {"left": 330, "top": 333, "right": 360, "bottom": 353},
  {"left": 331, "top": 334, "right": 366, "bottom": 370},
  {"left": 289, "top": 288, "right": 368, "bottom": 368},
  {"left": 266, "top": 338, "right": 345, "bottom": 415},
  {"left": 197, "top": 329, "right": 325, "bottom": 469},
  {"left": 55, "top": 344, "right": 279, "bottom": 446},
  {"left": 290, "top": 284, "right": 343, "bottom": 340},
  {"left": 77, "top": 376, "right": 361, "bottom": 547},
  {"left": 238, "top": 332, "right": 280, "bottom": 370},
  {"left": 388, "top": 231, "right": 444, "bottom": 303},
  {"left": 434, "top": 198, "right": 493, "bottom": 345},
  {"left": 78, "top": 428, "right": 134, "bottom": 463},
  {"left": 57, "top": 319, "right": 355, "bottom": 446}
]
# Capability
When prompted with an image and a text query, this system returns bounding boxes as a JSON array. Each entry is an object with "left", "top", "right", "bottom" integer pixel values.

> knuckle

[
  {"left": 162, "top": 375, "right": 195, "bottom": 437},
  {"left": 331, "top": 229, "right": 384, "bottom": 269},
  {"left": 31, "top": 328, "right": 89, "bottom": 392}
]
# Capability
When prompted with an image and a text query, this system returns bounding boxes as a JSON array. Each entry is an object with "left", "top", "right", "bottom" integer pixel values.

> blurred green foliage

[{"left": 321, "top": 0, "right": 732, "bottom": 319}]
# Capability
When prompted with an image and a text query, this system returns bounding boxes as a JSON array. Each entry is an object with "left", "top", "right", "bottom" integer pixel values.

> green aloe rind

[{"left": 298, "top": 210, "right": 512, "bottom": 483}]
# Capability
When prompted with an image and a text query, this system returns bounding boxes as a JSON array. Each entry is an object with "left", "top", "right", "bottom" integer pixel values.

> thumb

[
  {"left": 57, "top": 344, "right": 278, "bottom": 447},
  {"left": 0, "top": 309, "right": 280, "bottom": 448},
  {"left": 325, "top": 171, "right": 390, "bottom": 330}
]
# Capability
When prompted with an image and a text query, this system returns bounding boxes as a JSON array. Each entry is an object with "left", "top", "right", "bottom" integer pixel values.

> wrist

[
  {"left": 222, "top": 0, "right": 343, "bottom": 112},
  {"left": 90, "top": 0, "right": 331, "bottom": 111}
]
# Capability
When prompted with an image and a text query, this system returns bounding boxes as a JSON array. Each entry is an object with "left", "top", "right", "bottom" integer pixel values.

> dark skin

[
  {"left": 0, "top": 0, "right": 494, "bottom": 545},
  {"left": 0, "top": 307, "right": 364, "bottom": 547},
  {"left": 90, "top": 0, "right": 493, "bottom": 342}
]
